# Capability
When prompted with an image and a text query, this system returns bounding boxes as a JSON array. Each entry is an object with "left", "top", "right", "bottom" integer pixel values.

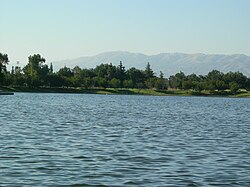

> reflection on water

[{"left": 1, "top": 93, "right": 250, "bottom": 186}]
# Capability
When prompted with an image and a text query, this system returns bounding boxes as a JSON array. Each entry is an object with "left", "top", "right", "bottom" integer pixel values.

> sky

[{"left": 1, "top": 0, "right": 250, "bottom": 66}]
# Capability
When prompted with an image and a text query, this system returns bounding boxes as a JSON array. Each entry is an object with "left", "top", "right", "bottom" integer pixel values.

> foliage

[
  {"left": 0, "top": 53, "right": 9, "bottom": 73},
  {"left": 23, "top": 54, "right": 48, "bottom": 87},
  {"left": 229, "top": 82, "right": 239, "bottom": 94},
  {"left": 1, "top": 53, "right": 250, "bottom": 93},
  {"left": 0, "top": 53, "right": 9, "bottom": 84}
]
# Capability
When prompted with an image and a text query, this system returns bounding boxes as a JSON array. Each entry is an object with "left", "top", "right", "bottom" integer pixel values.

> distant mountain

[{"left": 53, "top": 51, "right": 250, "bottom": 77}]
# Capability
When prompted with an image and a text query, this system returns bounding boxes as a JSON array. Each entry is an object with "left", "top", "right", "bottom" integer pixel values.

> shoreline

[{"left": 1, "top": 86, "right": 250, "bottom": 98}]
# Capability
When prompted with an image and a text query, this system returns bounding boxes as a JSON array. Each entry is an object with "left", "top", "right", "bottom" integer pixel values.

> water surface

[{"left": 1, "top": 93, "right": 250, "bottom": 186}]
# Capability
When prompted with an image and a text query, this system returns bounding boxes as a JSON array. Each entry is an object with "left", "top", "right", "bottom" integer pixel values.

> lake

[{"left": 1, "top": 93, "right": 250, "bottom": 186}]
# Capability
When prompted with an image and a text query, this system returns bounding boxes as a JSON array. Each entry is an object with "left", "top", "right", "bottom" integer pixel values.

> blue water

[{"left": 1, "top": 93, "right": 250, "bottom": 186}]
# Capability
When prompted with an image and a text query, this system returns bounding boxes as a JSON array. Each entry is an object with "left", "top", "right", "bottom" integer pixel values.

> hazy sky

[{"left": 1, "top": 0, "right": 250, "bottom": 66}]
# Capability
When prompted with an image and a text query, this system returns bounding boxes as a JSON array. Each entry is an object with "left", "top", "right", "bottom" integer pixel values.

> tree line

[{"left": 1, "top": 53, "right": 250, "bottom": 93}]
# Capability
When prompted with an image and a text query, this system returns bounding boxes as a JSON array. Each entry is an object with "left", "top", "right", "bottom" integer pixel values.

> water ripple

[{"left": 0, "top": 93, "right": 250, "bottom": 186}]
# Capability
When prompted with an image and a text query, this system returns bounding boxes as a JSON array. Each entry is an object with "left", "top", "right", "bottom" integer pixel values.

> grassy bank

[{"left": 1, "top": 86, "right": 250, "bottom": 98}]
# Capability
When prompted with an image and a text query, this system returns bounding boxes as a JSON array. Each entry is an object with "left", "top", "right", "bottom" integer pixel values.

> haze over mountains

[{"left": 54, "top": 51, "right": 250, "bottom": 77}]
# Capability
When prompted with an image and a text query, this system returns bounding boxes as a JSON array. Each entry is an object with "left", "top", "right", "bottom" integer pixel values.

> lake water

[{"left": 1, "top": 93, "right": 250, "bottom": 186}]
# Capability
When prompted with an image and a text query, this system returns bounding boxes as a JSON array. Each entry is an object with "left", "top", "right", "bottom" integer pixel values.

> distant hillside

[{"left": 53, "top": 51, "right": 250, "bottom": 77}]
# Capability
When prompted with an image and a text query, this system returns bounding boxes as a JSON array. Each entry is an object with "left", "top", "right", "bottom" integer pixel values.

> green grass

[
  {"left": 231, "top": 91, "right": 250, "bottom": 98},
  {"left": 1, "top": 86, "right": 250, "bottom": 98}
]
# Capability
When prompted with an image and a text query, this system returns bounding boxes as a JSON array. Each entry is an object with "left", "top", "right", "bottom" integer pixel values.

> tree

[
  {"left": 155, "top": 78, "right": 167, "bottom": 90},
  {"left": 70, "top": 66, "right": 82, "bottom": 87},
  {"left": 187, "top": 73, "right": 201, "bottom": 82},
  {"left": 81, "top": 68, "right": 95, "bottom": 79},
  {"left": 169, "top": 75, "right": 178, "bottom": 89},
  {"left": 49, "top": 63, "right": 53, "bottom": 74},
  {"left": 224, "top": 71, "right": 247, "bottom": 88},
  {"left": 193, "top": 81, "right": 204, "bottom": 92},
  {"left": 116, "top": 61, "right": 126, "bottom": 87},
  {"left": 145, "top": 78, "right": 156, "bottom": 89},
  {"left": 82, "top": 77, "right": 93, "bottom": 89},
  {"left": 159, "top": 71, "right": 164, "bottom": 79},
  {"left": 173, "top": 71, "right": 186, "bottom": 89},
  {"left": 246, "top": 78, "right": 250, "bottom": 91},
  {"left": 109, "top": 78, "right": 121, "bottom": 88},
  {"left": 127, "top": 67, "right": 146, "bottom": 88},
  {"left": 215, "top": 80, "right": 227, "bottom": 91},
  {"left": 96, "top": 77, "right": 108, "bottom": 88},
  {"left": 156, "top": 71, "right": 167, "bottom": 90},
  {"left": 58, "top": 66, "right": 73, "bottom": 77},
  {"left": 123, "top": 79, "right": 133, "bottom": 88},
  {"left": 106, "top": 63, "right": 116, "bottom": 80},
  {"left": 94, "top": 64, "right": 107, "bottom": 78},
  {"left": 46, "top": 74, "right": 64, "bottom": 87},
  {"left": 206, "top": 70, "right": 224, "bottom": 81},
  {"left": 182, "top": 80, "right": 193, "bottom": 90},
  {"left": 204, "top": 80, "right": 216, "bottom": 91},
  {"left": 23, "top": 54, "right": 47, "bottom": 87},
  {"left": 12, "top": 66, "right": 25, "bottom": 86},
  {"left": 3, "top": 52, "right": 250, "bottom": 93},
  {"left": 145, "top": 62, "right": 154, "bottom": 79},
  {"left": 0, "top": 53, "right": 9, "bottom": 84},
  {"left": 0, "top": 52, "right": 9, "bottom": 73},
  {"left": 229, "top": 82, "right": 239, "bottom": 94},
  {"left": 57, "top": 66, "right": 74, "bottom": 87}
]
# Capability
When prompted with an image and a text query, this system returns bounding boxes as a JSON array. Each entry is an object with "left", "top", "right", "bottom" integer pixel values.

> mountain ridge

[{"left": 53, "top": 51, "right": 250, "bottom": 77}]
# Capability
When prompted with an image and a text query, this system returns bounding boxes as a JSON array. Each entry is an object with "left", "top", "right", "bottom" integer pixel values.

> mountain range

[{"left": 53, "top": 51, "right": 250, "bottom": 77}]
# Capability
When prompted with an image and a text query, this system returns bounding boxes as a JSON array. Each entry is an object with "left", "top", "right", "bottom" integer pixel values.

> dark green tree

[
  {"left": 0, "top": 52, "right": 9, "bottom": 73},
  {"left": 123, "top": 79, "right": 133, "bottom": 88},
  {"left": 246, "top": 78, "right": 250, "bottom": 91},
  {"left": 0, "top": 53, "right": 9, "bottom": 84},
  {"left": 49, "top": 63, "right": 53, "bottom": 74},
  {"left": 58, "top": 66, "right": 73, "bottom": 77},
  {"left": 182, "top": 80, "right": 193, "bottom": 90},
  {"left": 215, "top": 80, "right": 227, "bottom": 91},
  {"left": 145, "top": 62, "right": 154, "bottom": 79},
  {"left": 169, "top": 75, "right": 178, "bottom": 89},
  {"left": 206, "top": 70, "right": 224, "bottom": 81},
  {"left": 23, "top": 54, "right": 48, "bottom": 87},
  {"left": 127, "top": 67, "right": 146, "bottom": 88},
  {"left": 223, "top": 71, "right": 247, "bottom": 88},
  {"left": 116, "top": 61, "right": 126, "bottom": 87},
  {"left": 12, "top": 66, "right": 25, "bottom": 86},
  {"left": 57, "top": 66, "right": 74, "bottom": 87},
  {"left": 145, "top": 78, "right": 156, "bottom": 89},
  {"left": 155, "top": 71, "right": 167, "bottom": 90},
  {"left": 109, "top": 78, "right": 121, "bottom": 88},
  {"left": 229, "top": 82, "right": 239, "bottom": 94},
  {"left": 173, "top": 71, "right": 186, "bottom": 89}
]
